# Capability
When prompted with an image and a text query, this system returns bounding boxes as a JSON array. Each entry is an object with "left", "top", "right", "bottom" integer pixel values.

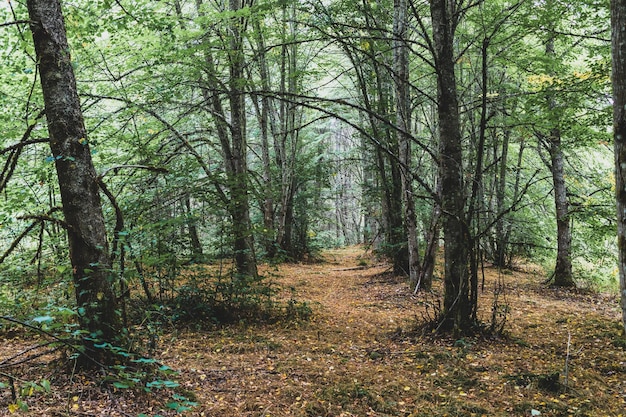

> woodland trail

[
  {"left": 160, "top": 247, "right": 625, "bottom": 417},
  {"left": 1, "top": 246, "right": 625, "bottom": 416}
]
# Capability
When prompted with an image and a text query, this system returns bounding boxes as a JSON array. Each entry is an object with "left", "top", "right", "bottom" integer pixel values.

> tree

[
  {"left": 535, "top": 0, "right": 574, "bottom": 287},
  {"left": 393, "top": 0, "right": 421, "bottom": 289},
  {"left": 26, "top": 0, "right": 123, "bottom": 366},
  {"left": 430, "top": 0, "right": 472, "bottom": 333},
  {"left": 196, "top": 0, "right": 258, "bottom": 277},
  {"left": 611, "top": 0, "right": 626, "bottom": 334}
]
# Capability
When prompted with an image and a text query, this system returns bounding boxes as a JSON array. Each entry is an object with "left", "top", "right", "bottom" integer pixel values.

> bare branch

[{"left": 0, "top": 20, "right": 31, "bottom": 28}]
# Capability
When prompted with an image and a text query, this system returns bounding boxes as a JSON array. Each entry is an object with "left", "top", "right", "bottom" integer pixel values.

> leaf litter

[{"left": 0, "top": 246, "right": 624, "bottom": 416}]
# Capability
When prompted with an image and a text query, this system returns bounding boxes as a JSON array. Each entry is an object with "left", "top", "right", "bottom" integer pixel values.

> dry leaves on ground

[{"left": 1, "top": 246, "right": 625, "bottom": 416}]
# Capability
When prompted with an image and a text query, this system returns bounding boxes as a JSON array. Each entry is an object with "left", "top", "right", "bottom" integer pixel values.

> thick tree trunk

[
  {"left": 27, "top": 0, "right": 122, "bottom": 366},
  {"left": 430, "top": 0, "right": 472, "bottom": 334},
  {"left": 611, "top": 0, "right": 626, "bottom": 335}
]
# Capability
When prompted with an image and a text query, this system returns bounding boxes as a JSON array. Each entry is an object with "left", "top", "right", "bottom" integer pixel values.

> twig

[
  {"left": 0, "top": 340, "right": 58, "bottom": 367},
  {"left": 97, "top": 164, "right": 168, "bottom": 180},
  {"left": 0, "top": 316, "right": 106, "bottom": 369},
  {"left": 0, "top": 20, "right": 31, "bottom": 28}
]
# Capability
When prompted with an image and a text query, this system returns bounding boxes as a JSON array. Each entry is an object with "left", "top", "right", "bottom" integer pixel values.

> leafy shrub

[{"left": 145, "top": 268, "right": 311, "bottom": 327}]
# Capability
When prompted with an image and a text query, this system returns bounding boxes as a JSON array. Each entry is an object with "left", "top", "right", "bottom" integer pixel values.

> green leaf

[
  {"left": 163, "top": 380, "right": 179, "bottom": 388},
  {"left": 32, "top": 315, "right": 54, "bottom": 324},
  {"left": 40, "top": 379, "right": 51, "bottom": 393},
  {"left": 113, "top": 382, "right": 130, "bottom": 389}
]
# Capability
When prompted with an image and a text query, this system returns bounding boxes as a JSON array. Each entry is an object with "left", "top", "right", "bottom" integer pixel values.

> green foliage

[{"left": 154, "top": 268, "right": 311, "bottom": 326}]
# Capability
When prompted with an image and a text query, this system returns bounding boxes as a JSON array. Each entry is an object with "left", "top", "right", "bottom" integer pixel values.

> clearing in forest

[{"left": 1, "top": 246, "right": 625, "bottom": 416}]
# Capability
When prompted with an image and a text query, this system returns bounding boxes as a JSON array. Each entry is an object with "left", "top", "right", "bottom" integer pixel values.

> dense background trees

[{"left": 0, "top": 0, "right": 621, "bottom": 348}]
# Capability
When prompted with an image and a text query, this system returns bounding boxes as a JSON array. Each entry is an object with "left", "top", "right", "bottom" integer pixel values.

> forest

[{"left": 0, "top": 0, "right": 625, "bottom": 415}]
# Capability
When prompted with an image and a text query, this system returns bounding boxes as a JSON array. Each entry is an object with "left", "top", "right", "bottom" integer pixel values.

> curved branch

[{"left": 0, "top": 138, "right": 49, "bottom": 155}]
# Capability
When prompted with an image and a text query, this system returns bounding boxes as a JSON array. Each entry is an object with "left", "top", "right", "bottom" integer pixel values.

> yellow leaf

[{"left": 8, "top": 404, "right": 19, "bottom": 413}]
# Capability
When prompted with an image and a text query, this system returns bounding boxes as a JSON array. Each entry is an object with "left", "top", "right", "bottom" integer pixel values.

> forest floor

[{"left": 1, "top": 246, "right": 625, "bottom": 416}]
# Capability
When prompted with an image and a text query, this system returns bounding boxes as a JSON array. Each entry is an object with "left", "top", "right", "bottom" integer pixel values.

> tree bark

[
  {"left": 548, "top": 130, "right": 574, "bottom": 286},
  {"left": 275, "top": 0, "right": 302, "bottom": 260},
  {"left": 249, "top": 18, "right": 277, "bottom": 259},
  {"left": 430, "top": 0, "right": 472, "bottom": 334},
  {"left": 339, "top": 27, "right": 408, "bottom": 273},
  {"left": 227, "top": 0, "right": 258, "bottom": 277},
  {"left": 27, "top": 0, "right": 122, "bottom": 366},
  {"left": 544, "top": 32, "right": 574, "bottom": 287},
  {"left": 196, "top": 0, "right": 257, "bottom": 277},
  {"left": 611, "top": 0, "right": 626, "bottom": 334},
  {"left": 394, "top": 0, "right": 422, "bottom": 289}
]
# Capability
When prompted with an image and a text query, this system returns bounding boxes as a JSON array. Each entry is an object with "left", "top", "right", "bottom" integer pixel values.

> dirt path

[{"left": 162, "top": 247, "right": 625, "bottom": 417}]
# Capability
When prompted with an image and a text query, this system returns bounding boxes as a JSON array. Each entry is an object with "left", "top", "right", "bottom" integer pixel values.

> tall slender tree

[
  {"left": 539, "top": 9, "right": 574, "bottom": 287},
  {"left": 393, "top": 0, "right": 421, "bottom": 289},
  {"left": 196, "top": 0, "right": 258, "bottom": 277}
]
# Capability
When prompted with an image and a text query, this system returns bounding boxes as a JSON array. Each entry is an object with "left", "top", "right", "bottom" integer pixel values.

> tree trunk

[
  {"left": 611, "top": 0, "right": 626, "bottom": 334},
  {"left": 227, "top": 0, "right": 257, "bottom": 277},
  {"left": 27, "top": 0, "right": 122, "bottom": 366},
  {"left": 393, "top": 0, "right": 421, "bottom": 289},
  {"left": 418, "top": 180, "right": 441, "bottom": 292},
  {"left": 548, "top": 131, "right": 575, "bottom": 286},
  {"left": 196, "top": 0, "right": 257, "bottom": 277},
  {"left": 544, "top": 32, "right": 574, "bottom": 287},
  {"left": 430, "top": 0, "right": 472, "bottom": 334},
  {"left": 185, "top": 196, "right": 203, "bottom": 262},
  {"left": 249, "top": 19, "right": 277, "bottom": 259},
  {"left": 382, "top": 144, "right": 409, "bottom": 275},
  {"left": 275, "top": 0, "right": 303, "bottom": 260},
  {"left": 341, "top": 33, "right": 408, "bottom": 273},
  {"left": 493, "top": 130, "right": 511, "bottom": 267}
]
